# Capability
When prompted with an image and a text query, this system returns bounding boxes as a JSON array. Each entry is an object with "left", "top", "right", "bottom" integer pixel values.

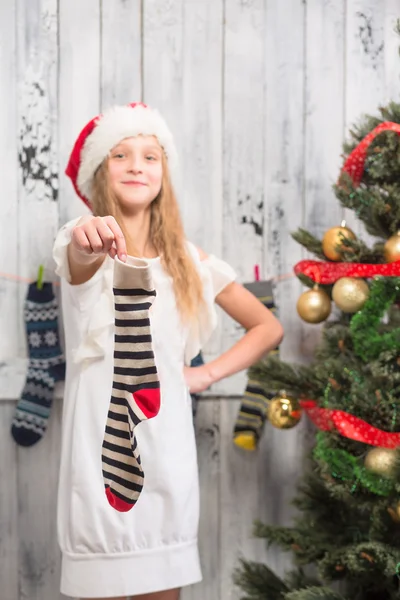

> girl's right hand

[{"left": 71, "top": 215, "right": 127, "bottom": 262}]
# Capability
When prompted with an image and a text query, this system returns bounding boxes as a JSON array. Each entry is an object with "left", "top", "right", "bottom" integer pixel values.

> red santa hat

[{"left": 65, "top": 102, "right": 178, "bottom": 210}]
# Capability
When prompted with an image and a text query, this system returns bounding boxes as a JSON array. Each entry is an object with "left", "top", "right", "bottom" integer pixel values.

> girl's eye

[
  {"left": 114, "top": 153, "right": 125, "bottom": 159},
  {"left": 146, "top": 155, "right": 156, "bottom": 161}
]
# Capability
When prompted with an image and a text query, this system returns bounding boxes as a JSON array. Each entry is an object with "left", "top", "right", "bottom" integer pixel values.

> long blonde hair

[{"left": 91, "top": 152, "right": 204, "bottom": 321}]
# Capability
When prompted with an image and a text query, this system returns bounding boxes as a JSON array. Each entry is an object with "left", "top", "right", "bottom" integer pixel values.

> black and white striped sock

[{"left": 102, "top": 256, "right": 160, "bottom": 512}]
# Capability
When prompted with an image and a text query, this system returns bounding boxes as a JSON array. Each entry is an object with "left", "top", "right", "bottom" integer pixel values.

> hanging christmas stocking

[
  {"left": 233, "top": 358, "right": 279, "bottom": 451},
  {"left": 233, "top": 280, "right": 279, "bottom": 450},
  {"left": 11, "top": 282, "right": 66, "bottom": 446},
  {"left": 102, "top": 256, "right": 161, "bottom": 512}
]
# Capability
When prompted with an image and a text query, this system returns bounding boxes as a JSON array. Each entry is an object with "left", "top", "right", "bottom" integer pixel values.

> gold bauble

[
  {"left": 296, "top": 285, "right": 331, "bottom": 324},
  {"left": 364, "top": 447, "right": 396, "bottom": 478},
  {"left": 322, "top": 222, "right": 356, "bottom": 261},
  {"left": 384, "top": 232, "right": 400, "bottom": 263},
  {"left": 267, "top": 392, "right": 302, "bottom": 429},
  {"left": 332, "top": 277, "right": 369, "bottom": 313}
]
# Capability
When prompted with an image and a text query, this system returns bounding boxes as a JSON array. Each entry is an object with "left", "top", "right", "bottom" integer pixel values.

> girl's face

[{"left": 107, "top": 135, "right": 163, "bottom": 211}]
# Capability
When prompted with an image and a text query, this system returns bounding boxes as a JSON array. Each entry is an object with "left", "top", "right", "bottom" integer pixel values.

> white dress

[{"left": 53, "top": 218, "right": 237, "bottom": 599}]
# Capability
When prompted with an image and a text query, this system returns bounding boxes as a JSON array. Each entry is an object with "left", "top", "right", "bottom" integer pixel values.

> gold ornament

[
  {"left": 384, "top": 232, "right": 400, "bottom": 263},
  {"left": 364, "top": 447, "right": 396, "bottom": 478},
  {"left": 296, "top": 285, "right": 331, "bottom": 324},
  {"left": 322, "top": 221, "right": 356, "bottom": 261},
  {"left": 332, "top": 277, "right": 369, "bottom": 313},
  {"left": 267, "top": 391, "right": 302, "bottom": 429}
]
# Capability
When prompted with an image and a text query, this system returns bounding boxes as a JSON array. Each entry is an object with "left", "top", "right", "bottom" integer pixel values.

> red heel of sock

[{"left": 133, "top": 388, "right": 160, "bottom": 419}]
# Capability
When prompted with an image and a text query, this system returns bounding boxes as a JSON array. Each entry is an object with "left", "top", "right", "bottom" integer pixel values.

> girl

[{"left": 53, "top": 102, "right": 283, "bottom": 600}]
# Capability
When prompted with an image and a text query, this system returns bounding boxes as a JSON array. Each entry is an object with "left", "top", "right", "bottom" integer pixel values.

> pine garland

[{"left": 350, "top": 277, "right": 400, "bottom": 361}]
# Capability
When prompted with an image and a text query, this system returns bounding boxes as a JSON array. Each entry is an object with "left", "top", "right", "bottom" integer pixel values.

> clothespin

[
  {"left": 254, "top": 264, "right": 260, "bottom": 282},
  {"left": 37, "top": 265, "right": 44, "bottom": 290}
]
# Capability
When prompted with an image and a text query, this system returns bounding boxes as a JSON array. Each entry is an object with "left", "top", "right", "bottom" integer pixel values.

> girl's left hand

[{"left": 183, "top": 365, "right": 214, "bottom": 394}]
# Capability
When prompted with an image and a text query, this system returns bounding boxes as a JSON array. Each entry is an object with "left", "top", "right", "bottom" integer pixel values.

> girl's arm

[
  {"left": 212, "top": 281, "right": 283, "bottom": 380},
  {"left": 184, "top": 279, "right": 284, "bottom": 394}
]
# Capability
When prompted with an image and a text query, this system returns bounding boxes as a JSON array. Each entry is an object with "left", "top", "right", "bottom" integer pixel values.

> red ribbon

[
  {"left": 299, "top": 399, "right": 400, "bottom": 448},
  {"left": 341, "top": 121, "right": 400, "bottom": 186},
  {"left": 294, "top": 259, "right": 400, "bottom": 285},
  {"left": 293, "top": 122, "right": 400, "bottom": 284}
]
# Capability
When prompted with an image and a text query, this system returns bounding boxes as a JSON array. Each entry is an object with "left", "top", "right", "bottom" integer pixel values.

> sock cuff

[
  {"left": 27, "top": 282, "right": 55, "bottom": 304},
  {"left": 113, "top": 256, "right": 154, "bottom": 292}
]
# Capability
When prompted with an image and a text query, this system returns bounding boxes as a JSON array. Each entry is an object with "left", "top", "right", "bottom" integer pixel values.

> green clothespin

[{"left": 37, "top": 265, "right": 44, "bottom": 290}]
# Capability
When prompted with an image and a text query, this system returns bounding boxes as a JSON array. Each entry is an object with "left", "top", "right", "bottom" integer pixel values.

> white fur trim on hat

[{"left": 77, "top": 104, "right": 178, "bottom": 200}]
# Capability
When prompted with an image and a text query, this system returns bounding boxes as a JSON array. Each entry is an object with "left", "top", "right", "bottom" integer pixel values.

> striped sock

[
  {"left": 102, "top": 256, "right": 160, "bottom": 512},
  {"left": 234, "top": 282, "right": 278, "bottom": 450},
  {"left": 233, "top": 377, "right": 275, "bottom": 450},
  {"left": 11, "top": 283, "right": 66, "bottom": 446}
]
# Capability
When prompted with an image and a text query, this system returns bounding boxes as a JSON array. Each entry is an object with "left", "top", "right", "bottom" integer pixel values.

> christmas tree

[{"left": 234, "top": 101, "right": 400, "bottom": 600}]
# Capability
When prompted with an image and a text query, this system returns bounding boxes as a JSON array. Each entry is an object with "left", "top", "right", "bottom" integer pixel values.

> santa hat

[{"left": 65, "top": 102, "right": 178, "bottom": 210}]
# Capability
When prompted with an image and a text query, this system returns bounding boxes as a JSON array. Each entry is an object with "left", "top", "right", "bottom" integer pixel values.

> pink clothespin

[{"left": 254, "top": 264, "right": 260, "bottom": 282}]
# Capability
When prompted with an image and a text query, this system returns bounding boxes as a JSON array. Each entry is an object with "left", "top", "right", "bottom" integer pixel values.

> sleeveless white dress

[{"left": 53, "top": 218, "right": 236, "bottom": 598}]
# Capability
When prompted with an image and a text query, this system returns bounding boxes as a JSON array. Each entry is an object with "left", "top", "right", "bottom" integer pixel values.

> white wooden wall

[{"left": 1, "top": 2, "right": 400, "bottom": 599}]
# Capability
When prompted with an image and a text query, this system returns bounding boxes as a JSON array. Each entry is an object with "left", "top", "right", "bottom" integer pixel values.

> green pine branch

[
  {"left": 285, "top": 587, "right": 345, "bottom": 600},
  {"left": 318, "top": 541, "right": 400, "bottom": 582},
  {"left": 284, "top": 570, "right": 322, "bottom": 591},
  {"left": 233, "top": 560, "right": 289, "bottom": 600},
  {"left": 248, "top": 356, "right": 321, "bottom": 397},
  {"left": 291, "top": 229, "right": 326, "bottom": 260}
]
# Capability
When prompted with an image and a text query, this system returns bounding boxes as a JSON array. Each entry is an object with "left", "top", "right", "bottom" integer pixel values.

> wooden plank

[
  {"left": 301, "top": 0, "right": 346, "bottom": 353},
  {"left": 344, "top": 0, "right": 385, "bottom": 236},
  {"left": 16, "top": 0, "right": 60, "bottom": 308},
  {"left": 0, "top": 0, "right": 20, "bottom": 397},
  {"left": 259, "top": 0, "right": 309, "bottom": 578},
  {"left": 18, "top": 400, "right": 64, "bottom": 600},
  {"left": 182, "top": 399, "right": 221, "bottom": 600},
  {"left": 142, "top": 0, "right": 184, "bottom": 165},
  {"left": 15, "top": 0, "right": 61, "bottom": 429},
  {"left": 58, "top": 0, "right": 101, "bottom": 226},
  {"left": 180, "top": 0, "right": 224, "bottom": 255},
  {"left": 179, "top": 0, "right": 224, "bottom": 367},
  {"left": 0, "top": 360, "right": 32, "bottom": 401},
  {"left": 263, "top": 0, "right": 307, "bottom": 364},
  {"left": 100, "top": 0, "right": 142, "bottom": 108},
  {"left": 219, "top": 2, "right": 268, "bottom": 597},
  {"left": 383, "top": 0, "right": 400, "bottom": 101},
  {"left": 220, "top": 399, "right": 271, "bottom": 600},
  {"left": 0, "top": 361, "right": 64, "bottom": 402},
  {"left": 0, "top": 403, "right": 19, "bottom": 599},
  {"left": 15, "top": 1, "right": 62, "bottom": 595},
  {"left": 217, "top": 0, "right": 266, "bottom": 398},
  {"left": 346, "top": 0, "right": 385, "bottom": 117}
]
